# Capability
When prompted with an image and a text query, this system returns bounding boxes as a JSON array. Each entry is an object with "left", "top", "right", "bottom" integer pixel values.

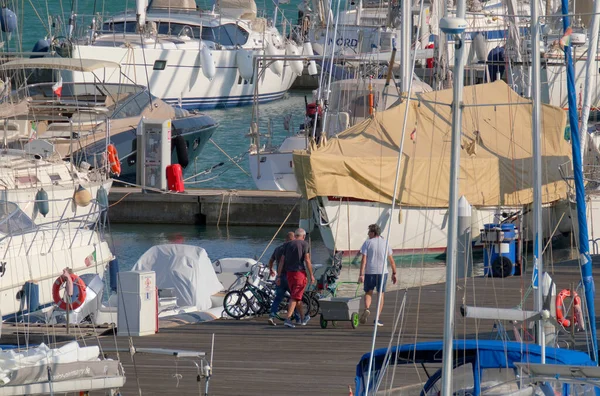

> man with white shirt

[{"left": 357, "top": 224, "right": 397, "bottom": 326}]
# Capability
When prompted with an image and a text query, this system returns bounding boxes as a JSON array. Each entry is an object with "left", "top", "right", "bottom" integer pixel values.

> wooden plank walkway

[{"left": 85, "top": 264, "right": 598, "bottom": 395}]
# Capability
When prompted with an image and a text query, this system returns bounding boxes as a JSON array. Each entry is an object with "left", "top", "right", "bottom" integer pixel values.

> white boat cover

[
  {"left": 293, "top": 80, "right": 570, "bottom": 207},
  {"left": 133, "top": 244, "right": 222, "bottom": 311},
  {"left": 0, "top": 342, "right": 101, "bottom": 385}
]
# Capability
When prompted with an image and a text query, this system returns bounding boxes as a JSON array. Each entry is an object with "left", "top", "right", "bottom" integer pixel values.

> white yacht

[
  {"left": 0, "top": 201, "right": 113, "bottom": 319},
  {"left": 59, "top": 0, "right": 303, "bottom": 110}
]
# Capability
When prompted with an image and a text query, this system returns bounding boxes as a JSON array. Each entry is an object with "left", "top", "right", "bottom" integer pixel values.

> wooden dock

[
  {"left": 45, "top": 264, "right": 594, "bottom": 395},
  {"left": 108, "top": 186, "right": 301, "bottom": 226}
]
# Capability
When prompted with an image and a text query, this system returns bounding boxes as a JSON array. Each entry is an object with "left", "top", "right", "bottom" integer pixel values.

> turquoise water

[
  {"left": 14, "top": 0, "right": 310, "bottom": 191},
  {"left": 106, "top": 223, "right": 331, "bottom": 270}
]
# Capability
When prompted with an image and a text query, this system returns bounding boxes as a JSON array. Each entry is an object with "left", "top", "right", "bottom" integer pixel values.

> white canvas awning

[{"left": 1, "top": 58, "right": 121, "bottom": 72}]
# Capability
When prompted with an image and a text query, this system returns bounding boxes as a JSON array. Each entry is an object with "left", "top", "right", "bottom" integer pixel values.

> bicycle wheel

[
  {"left": 223, "top": 290, "right": 249, "bottom": 319},
  {"left": 306, "top": 291, "right": 320, "bottom": 317}
]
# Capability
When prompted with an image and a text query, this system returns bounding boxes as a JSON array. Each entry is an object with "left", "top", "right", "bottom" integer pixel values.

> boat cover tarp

[
  {"left": 132, "top": 244, "right": 222, "bottom": 311},
  {"left": 293, "top": 80, "right": 570, "bottom": 207},
  {"left": 355, "top": 340, "right": 596, "bottom": 395}
]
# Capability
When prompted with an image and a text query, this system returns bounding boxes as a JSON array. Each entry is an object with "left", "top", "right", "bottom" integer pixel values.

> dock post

[{"left": 457, "top": 196, "right": 473, "bottom": 278}]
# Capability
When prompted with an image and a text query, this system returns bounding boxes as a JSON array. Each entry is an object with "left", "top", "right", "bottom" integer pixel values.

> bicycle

[{"left": 223, "top": 272, "right": 310, "bottom": 320}]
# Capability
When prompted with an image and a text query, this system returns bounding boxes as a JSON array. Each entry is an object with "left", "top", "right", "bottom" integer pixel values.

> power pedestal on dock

[
  {"left": 117, "top": 271, "right": 158, "bottom": 337},
  {"left": 136, "top": 118, "right": 172, "bottom": 192},
  {"left": 481, "top": 223, "right": 518, "bottom": 278}
]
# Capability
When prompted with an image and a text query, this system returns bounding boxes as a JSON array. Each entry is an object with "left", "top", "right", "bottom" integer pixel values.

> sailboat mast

[
  {"left": 530, "top": 0, "right": 545, "bottom": 363},
  {"left": 440, "top": 7, "right": 467, "bottom": 396},
  {"left": 560, "top": 0, "right": 599, "bottom": 363},
  {"left": 400, "top": 0, "right": 411, "bottom": 92},
  {"left": 579, "top": 0, "right": 600, "bottom": 159}
]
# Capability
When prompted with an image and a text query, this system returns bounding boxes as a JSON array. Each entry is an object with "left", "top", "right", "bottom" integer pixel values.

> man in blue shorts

[{"left": 357, "top": 224, "right": 397, "bottom": 326}]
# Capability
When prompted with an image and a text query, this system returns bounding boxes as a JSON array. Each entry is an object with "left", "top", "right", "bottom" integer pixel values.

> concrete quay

[{"left": 107, "top": 186, "right": 301, "bottom": 226}]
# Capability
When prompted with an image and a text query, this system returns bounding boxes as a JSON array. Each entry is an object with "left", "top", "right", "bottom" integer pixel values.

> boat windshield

[{"left": 0, "top": 202, "right": 37, "bottom": 236}]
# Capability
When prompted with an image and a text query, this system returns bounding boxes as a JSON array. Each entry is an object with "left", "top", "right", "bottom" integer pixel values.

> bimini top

[
  {"left": 293, "top": 80, "right": 570, "bottom": 207},
  {"left": 1, "top": 58, "right": 121, "bottom": 72},
  {"left": 355, "top": 340, "right": 596, "bottom": 395}
]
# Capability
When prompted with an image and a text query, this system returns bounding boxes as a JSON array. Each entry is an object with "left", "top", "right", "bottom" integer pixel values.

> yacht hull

[
  {"left": 67, "top": 44, "right": 299, "bottom": 110},
  {"left": 0, "top": 234, "right": 113, "bottom": 318},
  {"left": 311, "top": 197, "right": 570, "bottom": 256}
]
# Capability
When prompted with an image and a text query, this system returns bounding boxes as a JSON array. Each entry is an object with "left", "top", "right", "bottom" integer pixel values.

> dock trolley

[{"left": 319, "top": 282, "right": 362, "bottom": 329}]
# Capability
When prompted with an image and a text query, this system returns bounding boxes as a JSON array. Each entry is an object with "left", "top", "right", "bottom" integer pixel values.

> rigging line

[
  {"left": 364, "top": 0, "right": 426, "bottom": 392},
  {"left": 26, "top": 0, "right": 50, "bottom": 38},
  {"left": 209, "top": 138, "right": 251, "bottom": 177},
  {"left": 255, "top": 202, "right": 298, "bottom": 263}
]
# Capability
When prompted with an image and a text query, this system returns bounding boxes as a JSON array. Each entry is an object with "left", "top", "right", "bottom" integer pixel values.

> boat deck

[
  {"left": 3, "top": 263, "right": 596, "bottom": 395},
  {"left": 95, "top": 263, "right": 597, "bottom": 395}
]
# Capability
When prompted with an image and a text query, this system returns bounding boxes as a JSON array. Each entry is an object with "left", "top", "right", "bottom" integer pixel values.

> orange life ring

[
  {"left": 107, "top": 144, "right": 121, "bottom": 176},
  {"left": 556, "top": 288, "right": 582, "bottom": 328},
  {"left": 52, "top": 273, "right": 87, "bottom": 310}
]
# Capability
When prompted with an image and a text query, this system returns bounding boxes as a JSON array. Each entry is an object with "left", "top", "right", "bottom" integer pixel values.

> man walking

[
  {"left": 278, "top": 228, "right": 315, "bottom": 328},
  {"left": 268, "top": 231, "right": 300, "bottom": 326},
  {"left": 358, "top": 224, "right": 397, "bottom": 326}
]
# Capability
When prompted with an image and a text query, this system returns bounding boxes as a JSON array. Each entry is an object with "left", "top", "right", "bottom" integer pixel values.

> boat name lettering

[{"left": 328, "top": 38, "right": 359, "bottom": 47}]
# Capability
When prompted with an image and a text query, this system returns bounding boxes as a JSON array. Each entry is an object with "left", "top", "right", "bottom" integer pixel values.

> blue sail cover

[{"left": 355, "top": 340, "right": 596, "bottom": 395}]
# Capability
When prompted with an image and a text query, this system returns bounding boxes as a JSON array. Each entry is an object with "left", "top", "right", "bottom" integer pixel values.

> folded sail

[{"left": 293, "top": 80, "right": 570, "bottom": 207}]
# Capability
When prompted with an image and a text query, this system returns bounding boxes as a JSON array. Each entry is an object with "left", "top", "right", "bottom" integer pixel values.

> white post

[
  {"left": 440, "top": 9, "right": 467, "bottom": 396},
  {"left": 457, "top": 196, "right": 472, "bottom": 278},
  {"left": 530, "top": 0, "right": 545, "bottom": 363}
]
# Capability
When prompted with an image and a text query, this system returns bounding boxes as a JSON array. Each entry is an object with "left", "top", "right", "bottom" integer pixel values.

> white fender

[
  {"left": 236, "top": 48, "right": 254, "bottom": 80},
  {"left": 201, "top": 44, "right": 216, "bottom": 80},
  {"left": 266, "top": 41, "right": 283, "bottom": 76},
  {"left": 286, "top": 43, "right": 303, "bottom": 75},
  {"left": 303, "top": 41, "right": 318, "bottom": 76}
]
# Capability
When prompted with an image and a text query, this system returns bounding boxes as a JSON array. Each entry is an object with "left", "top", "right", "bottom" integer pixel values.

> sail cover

[{"left": 293, "top": 80, "right": 570, "bottom": 207}]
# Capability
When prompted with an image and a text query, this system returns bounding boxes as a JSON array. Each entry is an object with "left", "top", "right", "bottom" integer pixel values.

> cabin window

[
  {"left": 48, "top": 174, "right": 61, "bottom": 182},
  {"left": 153, "top": 60, "right": 167, "bottom": 70},
  {"left": 102, "top": 21, "right": 136, "bottom": 34},
  {"left": 0, "top": 208, "right": 37, "bottom": 235},
  {"left": 112, "top": 92, "right": 150, "bottom": 119},
  {"left": 15, "top": 175, "right": 39, "bottom": 184}
]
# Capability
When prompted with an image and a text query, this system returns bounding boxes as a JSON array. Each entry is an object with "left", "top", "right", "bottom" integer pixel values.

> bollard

[{"left": 457, "top": 196, "right": 473, "bottom": 278}]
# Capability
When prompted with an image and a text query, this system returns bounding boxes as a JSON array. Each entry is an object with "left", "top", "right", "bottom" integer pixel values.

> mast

[
  {"left": 578, "top": 0, "right": 600, "bottom": 160},
  {"left": 560, "top": 0, "right": 599, "bottom": 363},
  {"left": 530, "top": 0, "right": 545, "bottom": 363},
  {"left": 400, "top": 0, "right": 411, "bottom": 92},
  {"left": 440, "top": 9, "right": 467, "bottom": 396}
]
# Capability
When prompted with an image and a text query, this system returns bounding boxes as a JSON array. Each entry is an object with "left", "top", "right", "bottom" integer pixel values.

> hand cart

[{"left": 319, "top": 281, "right": 362, "bottom": 329}]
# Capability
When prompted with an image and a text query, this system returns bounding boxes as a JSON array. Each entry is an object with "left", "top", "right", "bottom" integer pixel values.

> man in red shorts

[{"left": 277, "top": 228, "right": 315, "bottom": 328}]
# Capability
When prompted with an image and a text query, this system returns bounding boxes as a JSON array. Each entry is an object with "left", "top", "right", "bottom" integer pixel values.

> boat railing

[
  {"left": 559, "top": 161, "right": 600, "bottom": 193},
  {"left": 0, "top": 196, "right": 106, "bottom": 260}
]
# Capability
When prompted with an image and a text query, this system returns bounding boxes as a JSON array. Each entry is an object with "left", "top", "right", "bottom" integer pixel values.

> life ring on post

[
  {"left": 52, "top": 272, "right": 87, "bottom": 310},
  {"left": 556, "top": 289, "right": 583, "bottom": 328},
  {"left": 107, "top": 144, "right": 121, "bottom": 176}
]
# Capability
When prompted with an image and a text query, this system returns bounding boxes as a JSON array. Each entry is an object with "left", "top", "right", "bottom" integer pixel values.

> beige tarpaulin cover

[{"left": 293, "top": 80, "right": 570, "bottom": 207}]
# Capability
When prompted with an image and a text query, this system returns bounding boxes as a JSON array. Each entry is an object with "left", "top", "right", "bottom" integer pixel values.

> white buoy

[
  {"left": 286, "top": 43, "right": 304, "bottom": 76},
  {"left": 236, "top": 48, "right": 254, "bottom": 80},
  {"left": 266, "top": 41, "right": 283, "bottom": 76},
  {"left": 457, "top": 196, "right": 473, "bottom": 278},
  {"left": 201, "top": 44, "right": 216, "bottom": 80},
  {"left": 303, "top": 42, "right": 318, "bottom": 76}
]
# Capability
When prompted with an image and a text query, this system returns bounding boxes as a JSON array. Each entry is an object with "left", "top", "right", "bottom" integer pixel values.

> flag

[
  {"left": 560, "top": 27, "right": 572, "bottom": 48},
  {"left": 410, "top": 127, "right": 416, "bottom": 141},
  {"left": 52, "top": 76, "right": 63, "bottom": 97}
]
